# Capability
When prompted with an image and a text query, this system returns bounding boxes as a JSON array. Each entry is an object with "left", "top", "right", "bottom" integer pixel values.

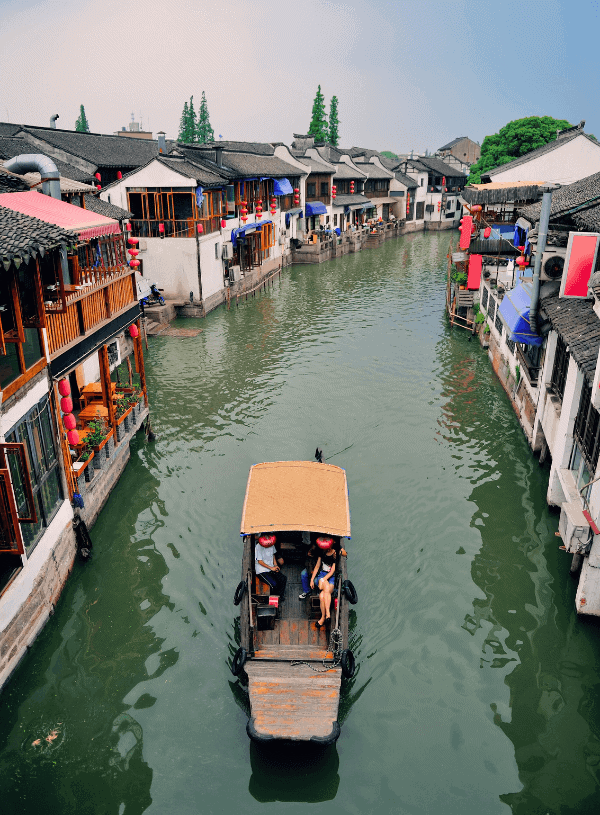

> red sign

[
  {"left": 458, "top": 216, "right": 473, "bottom": 250},
  {"left": 560, "top": 232, "right": 600, "bottom": 298}
]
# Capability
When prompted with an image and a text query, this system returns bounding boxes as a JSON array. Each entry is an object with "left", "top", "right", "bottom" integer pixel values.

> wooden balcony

[
  {"left": 130, "top": 217, "right": 220, "bottom": 238},
  {"left": 45, "top": 267, "right": 137, "bottom": 357}
]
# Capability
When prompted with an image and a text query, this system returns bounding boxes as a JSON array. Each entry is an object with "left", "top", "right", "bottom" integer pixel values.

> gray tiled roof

[
  {"left": 573, "top": 203, "right": 600, "bottom": 232},
  {"left": 0, "top": 138, "right": 96, "bottom": 182},
  {"left": 83, "top": 194, "right": 132, "bottom": 221},
  {"left": 157, "top": 156, "right": 229, "bottom": 187},
  {"left": 438, "top": 137, "right": 467, "bottom": 151},
  {"left": 488, "top": 131, "right": 599, "bottom": 177},
  {"left": 519, "top": 171, "right": 600, "bottom": 223},
  {"left": 0, "top": 204, "right": 76, "bottom": 262},
  {"left": 393, "top": 170, "right": 418, "bottom": 188},
  {"left": 353, "top": 162, "right": 393, "bottom": 180},
  {"left": 0, "top": 170, "right": 30, "bottom": 194},
  {"left": 540, "top": 286, "right": 600, "bottom": 382},
  {"left": 297, "top": 156, "right": 334, "bottom": 174},
  {"left": 177, "top": 147, "right": 303, "bottom": 179},
  {"left": 401, "top": 158, "right": 430, "bottom": 173},
  {"left": 417, "top": 156, "right": 467, "bottom": 177},
  {"left": 0, "top": 123, "right": 23, "bottom": 137},
  {"left": 19, "top": 125, "right": 167, "bottom": 168},
  {"left": 333, "top": 163, "right": 367, "bottom": 180},
  {"left": 332, "top": 194, "right": 374, "bottom": 207},
  {"left": 198, "top": 140, "right": 275, "bottom": 155}
]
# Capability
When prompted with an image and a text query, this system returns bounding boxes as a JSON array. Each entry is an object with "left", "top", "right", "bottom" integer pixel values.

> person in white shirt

[{"left": 255, "top": 534, "right": 287, "bottom": 600}]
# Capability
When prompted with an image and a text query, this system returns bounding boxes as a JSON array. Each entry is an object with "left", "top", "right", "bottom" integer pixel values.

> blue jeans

[{"left": 301, "top": 569, "right": 334, "bottom": 593}]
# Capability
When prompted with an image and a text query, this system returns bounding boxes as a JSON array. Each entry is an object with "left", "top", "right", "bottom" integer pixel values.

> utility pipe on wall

[
  {"left": 4, "top": 154, "right": 61, "bottom": 200},
  {"left": 529, "top": 183, "right": 560, "bottom": 335}
]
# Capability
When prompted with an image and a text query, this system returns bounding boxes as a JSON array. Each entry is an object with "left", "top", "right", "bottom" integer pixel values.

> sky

[{"left": 1, "top": 0, "right": 599, "bottom": 153}]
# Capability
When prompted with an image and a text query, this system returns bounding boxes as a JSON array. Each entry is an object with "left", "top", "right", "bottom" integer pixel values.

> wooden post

[
  {"left": 99, "top": 344, "right": 117, "bottom": 442},
  {"left": 133, "top": 324, "right": 148, "bottom": 407},
  {"left": 126, "top": 356, "right": 133, "bottom": 387}
]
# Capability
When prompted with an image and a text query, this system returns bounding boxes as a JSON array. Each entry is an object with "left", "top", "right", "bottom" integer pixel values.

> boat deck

[{"left": 247, "top": 563, "right": 342, "bottom": 742}]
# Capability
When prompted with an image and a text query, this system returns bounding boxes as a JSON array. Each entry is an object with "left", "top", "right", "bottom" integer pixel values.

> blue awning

[
  {"left": 498, "top": 282, "right": 543, "bottom": 346},
  {"left": 274, "top": 178, "right": 293, "bottom": 196},
  {"left": 230, "top": 220, "right": 273, "bottom": 248},
  {"left": 285, "top": 208, "right": 303, "bottom": 228},
  {"left": 305, "top": 201, "right": 327, "bottom": 216}
]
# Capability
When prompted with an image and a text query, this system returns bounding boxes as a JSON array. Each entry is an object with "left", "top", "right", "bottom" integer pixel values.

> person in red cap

[{"left": 255, "top": 534, "right": 287, "bottom": 600}]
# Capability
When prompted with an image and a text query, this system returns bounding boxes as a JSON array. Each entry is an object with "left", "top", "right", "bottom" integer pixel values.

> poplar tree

[
  {"left": 308, "top": 85, "right": 328, "bottom": 142},
  {"left": 75, "top": 105, "right": 90, "bottom": 133},
  {"left": 178, "top": 101, "right": 190, "bottom": 142},
  {"left": 196, "top": 91, "right": 215, "bottom": 144},
  {"left": 328, "top": 96, "right": 340, "bottom": 147},
  {"left": 187, "top": 96, "right": 197, "bottom": 143}
]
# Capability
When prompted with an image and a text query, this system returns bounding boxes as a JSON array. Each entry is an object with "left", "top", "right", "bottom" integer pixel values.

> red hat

[
  {"left": 258, "top": 534, "right": 276, "bottom": 547},
  {"left": 316, "top": 536, "right": 333, "bottom": 550}
]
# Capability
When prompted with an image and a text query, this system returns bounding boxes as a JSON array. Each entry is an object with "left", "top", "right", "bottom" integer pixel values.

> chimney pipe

[
  {"left": 529, "top": 183, "right": 560, "bottom": 335},
  {"left": 157, "top": 131, "right": 166, "bottom": 154},
  {"left": 50, "top": 114, "right": 59, "bottom": 129},
  {"left": 4, "top": 154, "right": 61, "bottom": 200}
]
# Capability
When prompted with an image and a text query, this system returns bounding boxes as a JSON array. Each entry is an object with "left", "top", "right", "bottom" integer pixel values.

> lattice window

[
  {"left": 574, "top": 382, "right": 600, "bottom": 472},
  {"left": 506, "top": 337, "right": 515, "bottom": 354},
  {"left": 495, "top": 309, "right": 503, "bottom": 336},
  {"left": 481, "top": 286, "right": 489, "bottom": 311},
  {"left": 488, "top": 294, "right": 496, "bottom": 323},
  {"left": 550, "top": 335, "right": 569, "bottom": 401}
]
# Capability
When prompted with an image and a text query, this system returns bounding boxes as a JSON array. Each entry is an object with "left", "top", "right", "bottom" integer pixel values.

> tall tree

[
  {"left": 308, "top": 85, "right": 328, "bottom": 142},
  {"left": 187, "top": 96, "right": 197, "bottom": 143},
  {"left": 468, "top": 116, "right": 572, "bottom": 183},
  {"left": 328, "top": 96, "right": 340, "bottom": 147},
  {"left": 75, "top": 105, "right": 90, "bottom": 133},
  {"left": 178, "top": 101, "right": 190, "bottom": 142},
  {"left": 196, "top": 91, "right": 215, "bottom": 144}
]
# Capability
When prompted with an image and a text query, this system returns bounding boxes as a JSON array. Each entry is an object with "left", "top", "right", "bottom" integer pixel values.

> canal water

[{"left": 2, "top": 231, "right": 600, "bottom": 814}]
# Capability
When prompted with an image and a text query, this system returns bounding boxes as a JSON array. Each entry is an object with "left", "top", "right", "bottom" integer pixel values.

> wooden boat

[{"left": 231, "top": 459, "right": 358, "bottom": 745}]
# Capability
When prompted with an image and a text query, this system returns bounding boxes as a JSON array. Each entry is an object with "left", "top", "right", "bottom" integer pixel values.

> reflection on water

[
  {"left": 3, "top": 232, "right": 600, "bottom": 814},
  {"left": 248, "top": 742, "right": 340, "bottom": 803}
]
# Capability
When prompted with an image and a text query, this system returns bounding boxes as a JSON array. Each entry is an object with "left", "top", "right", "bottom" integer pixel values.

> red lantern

[
  {"left": 197, "top": 224, "right": 204, "bottom": 234},
  {"left": 63, "top": 413, "right": 76, "bottom": 431},
  {"left": 158, "top": 223, "right": 164, "bottom": 233},
  {"left": 406, "top": 193, "right": 410, "bottom": 215},
  {"left": 437, "top": 201, "right": 441, "bottom": 211},
  {"left": 58, "top": 378, "right": 71, "bottom": 397},
  {"left": 96, "top": 184, "right": 101, "bottom": 190},
  {"left": 128, "top": 248, "right": 139, "bottom": 257},
  {"left": 95, "top": 172, "right": 101, "bottom": 181},
  {"left": 129, "top": 324, "right": 139, "bottom": 338},
  {"left": 483, "top": 226, "right": 492, "bottom": 239},
  {"left": 128, "top": 237, "right": 139, "bottom": 245},
  {"left": 60, "top": 396, "right": 73, "bottom": 414},
  {"left": 130, "top": 259, "right": 140, "bottom": 268},
  {"left": 67, "top": 430, "right": 80, "bottom": 447},
  {"left": 126, "top": 223, "right": 132, "bottom": 231},
  {"left": 516, "top": 255, "right": 528, "bottom": 267},
  {"left": 256, "top": 199, "right": 263, "bottom": 219},
  {"left": 471, "top": 205, "right": 482, "bottom": 212},
  {"left": 117, "top": 171, "right": 122, "bottom": 180},
  {"left": 221, "top": 219, "right": 226, "bottom": 228}
]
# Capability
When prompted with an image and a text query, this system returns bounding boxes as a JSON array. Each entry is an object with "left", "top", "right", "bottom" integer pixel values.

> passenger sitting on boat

[
  {"left": 299, "top": 537, "right": 347, "bottom": 600},
  {"left": 311, "top": 537, "right": 337, "bottom": 627},
  {"left": 255, "top": 534, "right": 287, "bottom": 601}
]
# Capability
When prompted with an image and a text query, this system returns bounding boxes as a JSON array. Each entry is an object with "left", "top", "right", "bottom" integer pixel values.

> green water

[{"left": 2, "top": 231, "right": 600, "bottom": 814}]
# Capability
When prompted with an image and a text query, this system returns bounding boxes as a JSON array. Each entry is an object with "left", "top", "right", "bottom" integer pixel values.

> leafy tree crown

[
  {"left": 308, "top": 85, "right": 328, "bottom": 142},
  {"left": 468, "top": 116, "right": 572, "bottom": 184},
  {"left": 75, "top": 104, "right": 90, "bottom": 133},
  {"left": 196, "top": 91, "right": 215, "bottom": 144},
  {"left": 328, "top": 96, "right": 340, "bottom": 147}
]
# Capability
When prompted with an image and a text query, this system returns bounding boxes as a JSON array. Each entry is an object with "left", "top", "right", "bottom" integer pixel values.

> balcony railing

[
  {"left": 45, "top": 268, "right": 137, "bottom": 357},
  {"left": 130, "top": 218, "right": 221, "bottom": 238},
  {"left": 306, "top": 194, "right": 331, "bottom": 206}
]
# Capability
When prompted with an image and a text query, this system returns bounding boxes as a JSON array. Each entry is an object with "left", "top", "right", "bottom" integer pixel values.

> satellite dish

[{"left": 543, "top": 254, "right": 564, "bottom": 279}]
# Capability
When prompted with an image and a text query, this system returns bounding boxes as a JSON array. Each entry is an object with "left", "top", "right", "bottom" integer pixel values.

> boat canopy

[{"left": 240, "top": 461, "right": 351, "bottom": 538}]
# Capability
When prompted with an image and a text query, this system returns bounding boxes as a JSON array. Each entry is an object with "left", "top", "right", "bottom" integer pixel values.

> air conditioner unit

[
  {"left": 222, "top": 243, "right": 234, "bottom": 260},
  {"left": 138, "top": 239, "right": 147, "bottom": 251},
  {"left": 279, "top": 234, "right": 285, "bottom": 245},
  {"left": 230, "top": 265, "right": 241, "bottom": 283},
  {"left": 558, "top": 501, "right": 591, "bottom": 554},
  {"left": 540, "top": 248, "right": 566, "bottom": 281}
]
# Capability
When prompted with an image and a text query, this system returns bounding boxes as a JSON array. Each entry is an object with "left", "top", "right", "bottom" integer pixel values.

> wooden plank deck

[
  {"left": 246, "top": 562, "right": 342, "bottom": 741},
  {"left": 245, "top": 661, "right": 342, "bottom": 741}
]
